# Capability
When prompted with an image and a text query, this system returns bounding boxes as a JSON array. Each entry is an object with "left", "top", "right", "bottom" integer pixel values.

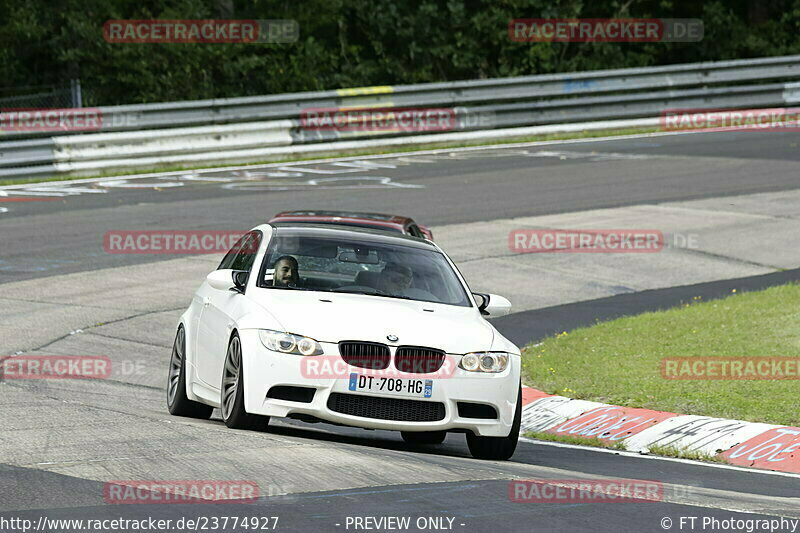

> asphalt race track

[
  {"left": 3, "top": 128, "right": 800, "bottom": 282},
  {"left": 2, "top": 129, "right": 800, "bottom": 532}
]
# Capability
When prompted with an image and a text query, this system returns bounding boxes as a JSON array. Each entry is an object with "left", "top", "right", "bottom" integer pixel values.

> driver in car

[
  {"left": 378, "top": 262, "right": 413, "bottom": 294},
  {"left": 272, "top": 255, "right": 300, "bottom": 287}
]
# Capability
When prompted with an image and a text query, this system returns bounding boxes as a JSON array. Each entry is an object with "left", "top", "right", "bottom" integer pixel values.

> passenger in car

[
  {"left": 273, "top": 256, "right": 300, "bottom": 287},
  {"left": 378, "top": 262, "right": 413, "bottom": 293}
]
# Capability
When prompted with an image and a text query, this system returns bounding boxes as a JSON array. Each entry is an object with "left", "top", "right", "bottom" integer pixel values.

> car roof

[
  {"left": 271, "top": 210, "right": 411, "bottom": 224},
  {"left": 267, "top": 222, "right": 435, "bottom": 249}
]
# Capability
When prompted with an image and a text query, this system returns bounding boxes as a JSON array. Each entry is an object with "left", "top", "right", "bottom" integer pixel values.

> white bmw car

[{"left": 167, "top": 223, "right": 522, "bottom": 460}]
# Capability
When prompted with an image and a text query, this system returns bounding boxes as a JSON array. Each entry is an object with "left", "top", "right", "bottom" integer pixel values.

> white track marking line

[
  {"left": 0, "top": 127, "right": 762, "bottom": 191},
  {"left": 98, "top": 179, "right": 184, "bottom": 188}
]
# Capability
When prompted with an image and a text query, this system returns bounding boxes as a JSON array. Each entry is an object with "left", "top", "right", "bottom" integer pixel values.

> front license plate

[{"left": 348, "top": 373, "right": 432, "bottom": 398}]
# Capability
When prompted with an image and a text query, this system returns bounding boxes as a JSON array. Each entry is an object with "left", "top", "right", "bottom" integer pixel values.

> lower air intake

[{"left": 327, "top": 393, "right": 445, "bottom": 422}]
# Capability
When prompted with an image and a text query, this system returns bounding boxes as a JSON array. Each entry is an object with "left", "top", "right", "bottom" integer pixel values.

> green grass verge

[
  {"left": 646, "top": 444, "right": 729, "bottom": 464},
  {"left": 522, "top": 283, "right": 800, "bottom": 427},
  {"left": 524, "top": 431, "right": 730, "bottom": 464},
  {"left": 524, "top": 433, "right": 729, "bottom": 464},
  {"left": 0, "top": 126, "right": 660, "bottom": 186},
  {"left": 525, "top": 431, "right": 627, "bottom": 451}
]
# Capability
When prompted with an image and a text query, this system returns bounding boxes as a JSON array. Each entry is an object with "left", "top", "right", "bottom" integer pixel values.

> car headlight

[
  {"left": 459, "top": 352, "right": 509, "bottom": 373},
  {"left": 258, "top": 329, "right": 323, "bottom": 356}
]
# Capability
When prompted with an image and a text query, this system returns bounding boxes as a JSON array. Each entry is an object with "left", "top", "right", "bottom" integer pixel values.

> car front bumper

[{"left": 240, "top": 331, "right": 520, "bottom": 437}]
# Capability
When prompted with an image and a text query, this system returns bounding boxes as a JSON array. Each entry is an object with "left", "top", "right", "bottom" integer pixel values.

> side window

[
  {"left": 230, "top": 232, "right": 262, "bottom": 273},
  {"left": 218, "top": 234, "right": 248, "bottom": 270},
  {"left": 218, "top": 232, "right": 262, "bottom": 272}
]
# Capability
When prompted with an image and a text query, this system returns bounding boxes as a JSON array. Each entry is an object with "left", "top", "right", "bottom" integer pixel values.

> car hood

[{"left": 247, "top": 289, "right": 495, "bottom": 354}]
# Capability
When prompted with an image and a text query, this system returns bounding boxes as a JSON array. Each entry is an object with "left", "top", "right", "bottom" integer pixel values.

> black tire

[
  {"left": 221, "top": 332, "right": 269, "bottom": 431},
  {"left": 167, "top": 326, "right": 213, "bottom": 419},
  {"left": 401, "top": 431, "right": 447, "bottom": 445},
  {"left": 466, "top": 384, "right": 521, "bottom": 460}
]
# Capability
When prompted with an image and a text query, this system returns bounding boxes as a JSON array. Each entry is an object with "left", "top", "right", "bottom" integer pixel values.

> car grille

[
  {"left": 339, "top": 341, "right": 391, "bottom": 370},
  {"left": 328, "top": 393, "right": 446, "bottom": 422},
  {"left": 394, "top": 346, "right": 446, "bottom": 373}
]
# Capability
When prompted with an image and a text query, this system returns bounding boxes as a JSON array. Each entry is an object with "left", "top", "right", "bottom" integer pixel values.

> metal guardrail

[{"left": 2, "top": 55, "right": 800, "bottom": 180}]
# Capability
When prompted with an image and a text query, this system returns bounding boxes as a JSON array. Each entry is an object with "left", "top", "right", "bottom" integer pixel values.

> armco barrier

[
  {"left": 2, "top": 118, "right": 659, "bottom": 178},
  {"left": 2, "top": 54, "right": 800, "bottom": 181},
  {"left": 55, "top": 120, "right": 294, "bottom": 163}
]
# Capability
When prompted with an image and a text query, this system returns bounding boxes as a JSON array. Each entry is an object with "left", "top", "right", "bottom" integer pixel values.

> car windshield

[{"left": 257, "top": 230, "right": 471, "bottom": 307}]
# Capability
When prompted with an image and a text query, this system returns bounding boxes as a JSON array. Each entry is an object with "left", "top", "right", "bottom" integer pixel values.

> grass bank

[{"left": 521, "top": 284, "right": 800, "bottom": 427}]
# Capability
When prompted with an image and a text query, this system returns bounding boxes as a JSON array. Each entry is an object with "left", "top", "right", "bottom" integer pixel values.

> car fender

[
  {"left": 235, "top": 310, "right": 284, "bottom": 332},
  {"left": 177, "top": 305, "right": 203, "bottom": 402},
  {"left": 489, "top": 328, "right": 521, "bottom": 356}
]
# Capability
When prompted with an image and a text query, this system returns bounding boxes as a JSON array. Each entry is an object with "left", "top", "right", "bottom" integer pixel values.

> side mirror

[
  {"left": 473, "top": 292, "right": 512, "bottom": 317},
  {"left": 207, "top": 269, "right": 248, "bottom": 293},
  {"left": 232, "top": 270, "right": 248, "bottom": 293}
]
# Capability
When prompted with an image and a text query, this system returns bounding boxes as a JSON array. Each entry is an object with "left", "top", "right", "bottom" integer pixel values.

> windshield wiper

[
  {"left": 267, "top": 286, "right": 414, "bottom": 301},
  {"left": 331, "top": 288, "right": 380, "bottom": 296},
  {"left": 337, "top": 290, "right": 413, "bottom": 300},
  {"left": 373, "top": 293, "right": 413, "bottom": 300}
]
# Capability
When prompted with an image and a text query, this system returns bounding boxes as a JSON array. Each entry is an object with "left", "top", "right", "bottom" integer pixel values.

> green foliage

[
  {"left": 647, "top": 444, "right": 729, "bottom": 463},
  {"left": 526, "top": 431, "right": 628, "bottom": 450},
  {"left": 2, "top": 0, "right": 800, "bottom": 105}
]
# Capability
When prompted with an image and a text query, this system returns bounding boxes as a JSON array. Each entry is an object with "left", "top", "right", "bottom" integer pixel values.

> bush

[{"left": 1, "top": 0, "right": 799, "bottom": 105}]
